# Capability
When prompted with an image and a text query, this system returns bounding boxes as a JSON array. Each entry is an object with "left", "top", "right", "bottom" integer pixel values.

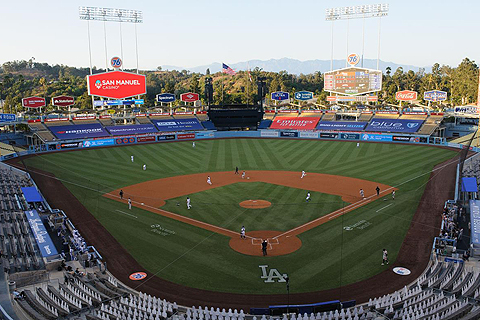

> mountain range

[{"left": 161, "top": 58, "right": 428, "bottom": 75}]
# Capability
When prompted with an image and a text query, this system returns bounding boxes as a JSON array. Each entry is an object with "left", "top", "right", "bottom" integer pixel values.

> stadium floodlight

[
  {"left": 325, "top": 4, "right": 389, "bottom": 71},
  {"left": 79, "top": 7, "right": 143, "bottom": 23},
  {"left": 79, "top": 6, "right": 143, "bottom": 79},
  {"left": 325, "top": 4, "right": 388, "bottom": 21}
]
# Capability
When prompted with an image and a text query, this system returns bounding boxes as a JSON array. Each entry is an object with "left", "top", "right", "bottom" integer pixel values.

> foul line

[
  {"left": 376, "top": 203, "right": 393, "bottom": 212},
  {"left": 116, "top": 210, "right": 137, "bottom": 218}
]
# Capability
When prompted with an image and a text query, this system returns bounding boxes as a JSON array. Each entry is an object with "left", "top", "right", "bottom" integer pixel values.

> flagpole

[{"left": 246, "top": 64, "right": 249, "bottom": 105}]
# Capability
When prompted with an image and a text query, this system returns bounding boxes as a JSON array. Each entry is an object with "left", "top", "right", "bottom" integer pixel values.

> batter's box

[
  {"left": 267, "top": 238, "right": 279, "bottom": 245},
  {"left": 252, "top": 238, "right": 263, "bottom": 246}
]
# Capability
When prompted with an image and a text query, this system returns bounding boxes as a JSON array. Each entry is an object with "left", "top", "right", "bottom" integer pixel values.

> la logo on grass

[{"left": 259, "top": 265, "right": 287, "bottom": 283}]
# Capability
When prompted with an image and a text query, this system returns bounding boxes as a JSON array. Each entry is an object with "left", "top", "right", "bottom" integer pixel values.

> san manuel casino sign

[{"left": 87, "top": 71, "right": 146, "bottom": 99}]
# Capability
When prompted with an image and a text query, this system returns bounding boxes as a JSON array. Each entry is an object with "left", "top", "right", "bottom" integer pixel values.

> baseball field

[{"left": 21, "top": 139, "right": 458, "bottom": 307}]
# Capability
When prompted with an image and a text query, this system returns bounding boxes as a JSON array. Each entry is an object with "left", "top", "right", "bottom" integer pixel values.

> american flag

[{"left": 222, "top": 63, "right": 236, "bottom": 76}]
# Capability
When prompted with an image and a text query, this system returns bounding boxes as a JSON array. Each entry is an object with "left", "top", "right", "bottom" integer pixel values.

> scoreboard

[{"left": 324, "top": 67, "right": 382, "bottom": 96}]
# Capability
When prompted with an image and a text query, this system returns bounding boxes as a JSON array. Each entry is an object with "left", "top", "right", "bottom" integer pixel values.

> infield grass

[{"left": 24, "top": 139, "right": 458, "bottom": 294}]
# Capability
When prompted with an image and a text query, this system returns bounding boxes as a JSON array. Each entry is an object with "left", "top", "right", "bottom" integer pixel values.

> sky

[{"left": 0, "top": 0, "right": 478, "bottom": 71}]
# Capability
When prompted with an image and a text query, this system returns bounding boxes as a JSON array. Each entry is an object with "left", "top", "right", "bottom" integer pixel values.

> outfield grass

[{"left": 24, "top": 139, "right": 458, "bottom": 294}]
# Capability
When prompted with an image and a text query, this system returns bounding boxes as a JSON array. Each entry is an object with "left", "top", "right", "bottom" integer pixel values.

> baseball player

[
  {"left": 376, "top": 186, "right": 380, "bottom": 196},
  {"left": 119, "top": 189, "right": 124, "bottom": 200},
  {"left": 143, "top": 164, "right": 146, "bottom": 171},
  {"left": 207, "top": 176, "right": 212, "bottom": 185},
  {"left": 235, "top": 167, "right": 239, "bottom": 174},
  {"left": 356, "top": 143, "right": 359, "bottom": 147},
  {"left": 240, "top": 226, "right": 246, "bottom": 239},
  {"left": 360, "top": 189, "right": 364, "bottom": 199},
  {"left": 382, "top": 249, "right": 389, "bottom": 265},
  {"left": 128, "top": 198, "right": 132, "bottom": 210},
  {"left": 131, "top": 155, "right": 134, "bottom": 162},
  {"left": 242, "top": 171, "right": 246, "bottom": 179},
  {"left": 192, "top": 141, "right": 195, "bottom": 148},
  {"left": 186, "top": 197, "right": 191, "bottom": 209},
  {"left": 301, "top": 170, "right": 306, "bottom": 179},
  {"left": 306, "top": 192, "right": 311, "bottom": 202},
  {"left": 392, "top": 190, "right": 395, "bottom": 200}
]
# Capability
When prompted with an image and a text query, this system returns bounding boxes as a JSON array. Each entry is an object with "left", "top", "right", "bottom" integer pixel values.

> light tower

[{"left": 325, "top": 4, "right": 389, "bottom": 70}]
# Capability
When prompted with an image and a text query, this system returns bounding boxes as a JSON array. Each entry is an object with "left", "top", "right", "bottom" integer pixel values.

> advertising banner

[
  {"left": 59, "top": 142, "right": 83, "bottom": 149},
  {"left": 83, "top": 139, "right": 115, "bottom": 148},
  {"left": 137, "top": 136, "right": 156, "bottom": 143},
  {"left": 177, "top": 133, "right": 195, "bottom": 140},
  {"left": 320, "top": 133, "right": 338, "bottom": 139},
  {"left": 106, "top": 124, "right": 157, "bottom": 136},
  {"left": 87, "top": 71, "right": 147, "bottom": 99},
  {"left": 180, "top": 92, "right": 199, "bottom": 102},
  {"left": 157, "top": 134, "right": 176, "bottom": 141},
  {"left": 454, "top": 106, "right": 479, "bottom": 114},
  {"left": 157, "top": 93, "right": 176, "bottom": 103},
  {"left": 52, "top": 95, "right": 75, "bottom": 107},
  {"left": 316, "top": 121, "right": 367, "bottom": 131},
  {"left": 22, "top": 96, "right": 46, "bottom": 108},
  {"left": 260, "top": 130, "right": 279, "bottom": 137},
  {"left": 50, "top": 123, "right": 109, "bottom": 139},
  {"left": 0, "top": 114, "right": 16, "bottom": 122},
  {"left": 395, "top": 90, "right": 418, "bottom": 101},
  {"left": 115, "top": 137, "right": 136, "bottom": 145},
  {"left": 195, "top": 132, "right": 214, "bottom": 138},
  {"left": 299, "top": 132, "right": 319, "bottom": 139},
  {"left": 361, "top": 134, "right": 392, "bottom": 141},
  {"left": 340, "top": 133, "right": 360, "bottom": 140},
  {"left": 153, "top": 118, "right": 204, "bottom": 131},
  {"left": 392, "top": 136, "right": 420, "bottom": 143},
  {"left": 25, "top": 210, "right": 58, "bottom": 257},
  {"left": 424, "top": 90, "right": 447, "bottom": 102},
  {"left": 271, "top": 91, "right": 289, "bottom": 101},
  {"left": 365, "top": 119, "right": 424, "bottom": 133},
  {"left": 294, "top": 91, "right": 313, "bottom": 101},
  {"left": 270, "top": 117, "right": 321, "bottom": 130},
  {"left": 280, "top": 131, "right": 299, "bottom": 137}
]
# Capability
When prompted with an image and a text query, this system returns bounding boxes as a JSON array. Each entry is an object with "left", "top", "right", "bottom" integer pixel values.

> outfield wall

[{"left": 2, "top": 129, "right": 477, "bottom": 161}]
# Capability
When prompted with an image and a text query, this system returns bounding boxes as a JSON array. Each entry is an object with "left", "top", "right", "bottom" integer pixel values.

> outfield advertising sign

[
  {"left": 316, "top": 121, "right": 367, "bottom": 131},
  {"left": 153, "top": 118, "right": 204, "bottom": 132},
  {"left": 106, "top": 124, "right": 157, "bottom": 136},
  {"left": 25, "top": 210, "right": 59, "bottom": 257},
  {"left": 87, "top": 71, "right": 147, "bottom": 99},
  {"left": 0, "top": 113, "right": 16, "bottom": 122},
  {"left": 361, "top": 134, "right": 392, "bottom": 141},
  {"left": 137, "top": 136, "right": 156, "bottom": 143},
  {"left": 424, "top": 90, "right": 447, "bottom": 102},
  {"left": 299, "top": 132, "right": 319, "bottom": 139},
  {"left": 294, "top": 91, "right": 313, "bottom": 101},
  {"left": 260, "top": 130, "right": 279, "bottom": 137},
  {"left": 320, "top": 133, "right": 338, "bottom": 139},
  {"left": 157, "top": 134, "right": 176, "bottom": 141},
  {"left": 280, "top": 131, "right": 299, "bottom": 137},
  {"left": 50, "top": 124, "right": 109, "bottom": 139},
  {"left": 271, "top": 91, "right": 289, "bottom": 101},
  {"left": 270, "top": 117, "right": 321, "bottom": 130},
  {"left": 365, "top": 119, "right": 424, "bottom": 133},
  {"left": 115, "top": 137, "right": 136, "bottom": 145},
  {"left": 83, "top": 139, "right": 115, "bottom": 148},
  {"left": 22, "top": 96, "right": 46, "bottom": 108},
  {"left": 340, "top": 133, "right": 360, "bottom": 140},
  {"left": 157, "top": 93, "right": 176, "bottom": 103}
]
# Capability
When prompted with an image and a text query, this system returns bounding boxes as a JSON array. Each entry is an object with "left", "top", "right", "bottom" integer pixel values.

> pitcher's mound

[
  {"left": 239, "top": 200, "right": 271, "bottom": 209},
  {"left": 230, "top": 230, "right": 302, "bottom": 256}
]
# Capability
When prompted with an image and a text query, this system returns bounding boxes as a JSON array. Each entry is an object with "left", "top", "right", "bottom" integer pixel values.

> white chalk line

[
  {"left": 115, "top": 210, "right": 137, "bottom": 218},
  {"left": 376, "top": 203, "right": 393, "bottom": 212}
]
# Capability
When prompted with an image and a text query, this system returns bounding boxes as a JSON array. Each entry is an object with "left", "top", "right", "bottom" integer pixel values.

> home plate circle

[
  {"left": 393, "top": 267, "right": 411, "bottom": 276},
  {"left": 129, "top": 272, "right": 147, "bottom": 280}
]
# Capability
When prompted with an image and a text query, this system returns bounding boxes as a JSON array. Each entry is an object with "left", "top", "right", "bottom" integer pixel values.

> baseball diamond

[{"left": 17, "top": 139, "right": 459, "bottom": 309}]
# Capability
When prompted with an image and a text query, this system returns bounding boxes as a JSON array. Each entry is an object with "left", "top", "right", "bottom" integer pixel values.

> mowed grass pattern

[
  {"left": 24, "top": 139, "right": 458, "bottom": 294},
  {"left": 162, "top": 182, "right": 344, "bottom": 232}
]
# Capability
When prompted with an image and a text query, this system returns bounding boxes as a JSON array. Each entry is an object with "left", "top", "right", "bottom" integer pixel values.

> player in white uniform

[
  {"left": 192, "top": 141, "right": 195, "bottom": 148},
  {"left": 240, "top": 226, "right": 246, "bottom": 239},
  {"left": 306, "top": 192, "right": 311, "bottom": 202},
  {"left": 356, "top": 143, "right": 360, "bottom": 147},
  {"left": 360, "top": 189, "right": 364, "bottom": 199},
  {"left": 301, "top": 170, "right": 306, "bottom": 179},
  {"left": 131, "top": 155, "right": 134, "bottom": 162},
  {"left": 207, "top": 176, "right": 212, "bottom": 185},
  {"left": 242, "top": 171, "right": 246, "bottom": 179},
  {"left": 186, "top": 197, "right": 191, "bottom": 209},
  {"left": 143, "top": 164, "right": 146, "bottom": 171},
  {"left": 128, "top": 198, "right": 132, "bottom": 210}
]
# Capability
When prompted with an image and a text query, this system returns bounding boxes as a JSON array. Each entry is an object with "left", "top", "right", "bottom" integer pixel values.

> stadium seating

[
  {"left": 136, "top": 116, "right": 153, "bottom": 124},
  {"left": 399, "top": 114, "right": 428, "bottom": 120},
  {"left": 44, "top": 120, "right": 72, "bottom": 126},
  {"left": 373, "top": 113, "right": 399, "bottom": 119},
  {"left": 99, "top": 117, "right": 114, "bottom": 126},
  {"left": 358, "top": 113, "right": 373, "bottom": 122},
  {"left": 320, "top": 113, "right": 336, "bottom": 121}
]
